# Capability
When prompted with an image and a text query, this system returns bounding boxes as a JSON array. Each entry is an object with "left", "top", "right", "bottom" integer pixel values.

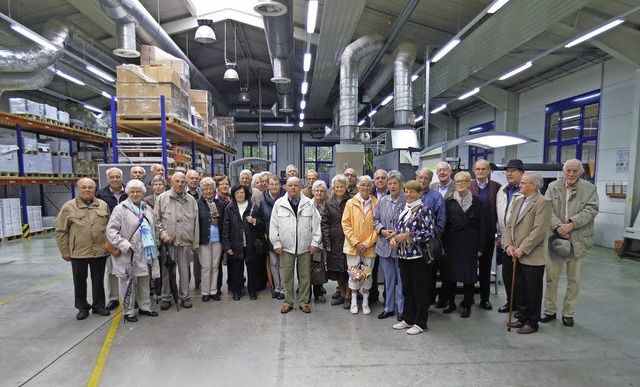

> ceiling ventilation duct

[
  {"left": 393, "top": 42, "right": 416, "bottom": 127},
  {"left": 339, "top": 35, "right": 384, "bottom": 143},
  {"left": 0, "top": 67, "right": 56, "bottom": 96},
  {"left": 253, "top": 1, "right": 288, "bottom": 17}
]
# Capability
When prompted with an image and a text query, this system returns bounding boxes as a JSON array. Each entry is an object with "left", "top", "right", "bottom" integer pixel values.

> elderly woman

[
  {"left": 322, "top": 174, "right": 351, "bottom": 307},
  {"left": 390, "top": 180, "right": 434, "bottom": 335},
  {"left": 260, "top": 175, "right": 286, "bottom": 299},
  {"left": 222, "top": 184, "right": 264, "bottom": 301},
  {"left": 342, "top": 175, "right": 378, "bottom": 315},
  {"left": 106, "top": 179, "right": 159, "bottom": 322},
  {"left": 374, "top": 170, "right": 406, "bottom": 320},
  {"left": 214, "top": 175, "right": 232, "bottom": 296},
  {"left": 197, "top": 177, "right": 223, "bottom": 302},
  {"left": 310, "top": 180, "right": 330, "bottom": 302},
  {"left": 143, "top": 175, "right": 167, "bottom": 208},
  {"left": 441, "top": 171, "right": 484, "bottom": 318}
]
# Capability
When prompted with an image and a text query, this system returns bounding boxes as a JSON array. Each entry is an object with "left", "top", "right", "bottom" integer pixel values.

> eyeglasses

[
  {"left": 344, "top": 173, "right": 356, "bottom": 177},
  {"left": 454, "top": 180, "right": 469, "bottom": 184}
]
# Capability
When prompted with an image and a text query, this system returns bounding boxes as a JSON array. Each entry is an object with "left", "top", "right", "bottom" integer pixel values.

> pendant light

[
  {"left": 195, "top": 19, "right": 216, "bottom": 44},
  {"left": 238, "top": 60, "right": 251, "bottom": 102},
  {"left": 223, "top": 22, "right": 239, "bottom": 81}
]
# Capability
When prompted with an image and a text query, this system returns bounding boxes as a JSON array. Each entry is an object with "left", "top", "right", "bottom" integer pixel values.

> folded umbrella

[
  {"left": 122, "top": 251, "right": 135, "bottom": 323},
  {"left": 162, "top": 243, "right": 180, "bottom": 312}
]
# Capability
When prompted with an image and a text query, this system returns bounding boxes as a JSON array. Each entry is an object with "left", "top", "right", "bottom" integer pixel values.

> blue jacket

[{"left": 421, "top": 189, "right": 446, "bottom": 233}]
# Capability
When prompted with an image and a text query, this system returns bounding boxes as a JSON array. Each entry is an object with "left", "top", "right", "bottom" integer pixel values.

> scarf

[
  {"left": 399, "top": 199, "right": 422, "bottom": 224},
  {"left": 454, "top": 190, "right": 473, "bottom": 213},
  {"left": 127, "top": 199, "right": 157, "bottom": 265}
]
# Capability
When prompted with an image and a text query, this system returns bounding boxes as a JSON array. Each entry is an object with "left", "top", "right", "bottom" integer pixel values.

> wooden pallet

[
  {"left": 118, "top": 115, "right": 183, "bottom": 125},
  {"left": 3, "top": 234, "right": 23, "bottom": 241},
  {"left": 53, "top": 152, "right": 70, "bottom": 157},
  {"left": 0, "top": 171, "right": 19, "bottom": 177},
  {"left": 25, "top": 173, "right": 53, "bottom": 177},
  {"left": 75, "top": 174, "right": 98, "bottom": 179},
  {"left": 30, "top": 228, "right": 55, "bottom": 236},
  {"left": 54, "top": 173, "right": 73, "bottom": 178}
]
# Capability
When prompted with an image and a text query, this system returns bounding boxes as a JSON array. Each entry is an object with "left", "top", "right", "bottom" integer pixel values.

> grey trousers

[{"left": 161, "top": 245, "right": 191, "bottom": 302}]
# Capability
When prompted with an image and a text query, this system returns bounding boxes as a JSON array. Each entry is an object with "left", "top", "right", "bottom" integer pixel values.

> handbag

[
  {"left": 419, "top": 209, "right": 445, "bottom": 264},
  {"left": 310, "top": 252, "right": 328, "bottom": 285},
  {"left": 104, "top": 210, "right": 146, "bottom": 257}
]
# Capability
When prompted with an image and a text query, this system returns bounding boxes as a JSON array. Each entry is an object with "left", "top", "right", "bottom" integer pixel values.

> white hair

[
  {"left": 125, "top": 179, "right": 147, "bottom": 195},
  {"left": 105, "top": 167, "right": 122, "bottom": 177},
  {"left": 239, "top": 169, "right": 252, "bottom": 178},
  {"left": 563, "top": 159, "right": 584, "bottom": 172}
]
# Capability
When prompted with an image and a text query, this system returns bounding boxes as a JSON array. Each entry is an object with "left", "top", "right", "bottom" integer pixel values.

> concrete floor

[{"left": 0, "top": 235, "right": 639, "bottom": 387}]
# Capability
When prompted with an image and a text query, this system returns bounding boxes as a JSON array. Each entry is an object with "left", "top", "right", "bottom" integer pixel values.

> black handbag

[
  {"left": 310, "top": 252, "right": 328, "bottom": 285},
  {"left": 420, "top": 209, "right": 445, "bottom": 264}
]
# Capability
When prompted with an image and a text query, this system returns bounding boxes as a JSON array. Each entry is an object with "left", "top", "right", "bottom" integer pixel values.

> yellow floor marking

[
  {"left": 87, "top": 305, "right": 122, "bottom": 387},
  {"left": 0, "top": 272, "right": 71, "bottom": 307}
]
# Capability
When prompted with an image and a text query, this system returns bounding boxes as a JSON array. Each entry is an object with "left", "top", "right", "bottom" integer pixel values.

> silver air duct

[
  {"left": 0, "top": 19, "right": 68, "bottom": 72},
  {"left": 97, "top": 0, "right": 229, "bottom": 114},
  {"left": 339, "top": 35, "right": 384, "bottom": 143},
  {"left": 256, "top": 0, "right": 294, "bottom": 114},
  {"left": 0, "top": 67, "right": 55, "bottom": 96},
  {"left": 394, "top": 42, "right": 416, "bottom": 127}
]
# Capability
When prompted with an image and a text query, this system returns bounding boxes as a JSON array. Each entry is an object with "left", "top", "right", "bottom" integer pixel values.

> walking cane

[{"left": 507, "top": 254, "right": 518, "bottom": 332}]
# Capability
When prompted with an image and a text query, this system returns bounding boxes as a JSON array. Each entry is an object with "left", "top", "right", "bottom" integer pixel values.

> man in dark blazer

[
  {"left": 469, "top": 159, "right": 502, "bottom": 310},
  {"left": 504, "top": 172, "right": 552, "bottom": 334}
]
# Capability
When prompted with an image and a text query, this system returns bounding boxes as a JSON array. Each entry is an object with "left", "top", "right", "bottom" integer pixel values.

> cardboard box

[
  {"left": 23, "top": 154, "right": 38, "bottom": 173},
  {"left": 116, "top": 64, "right": 156, "bottom": 83},
  {"left": 9, "top": 98, "right": 27, "bottom": 114},
  {"left": 142, "top": 64, "right": 182, "bottom": 88},
  {"left": 140, "top": 45, "right": 190, "bottom": 79},
  {"left": 60, "top": 156, "right": 73, "bottom": 173},
  {"left": 26, "top": 100, "right": 43, "bottom": 116},
  {"left": 44, "top": 104, "right": 58, "bottom": 120},
  {"left": 0, "top": 144, "right": 19, "bottom": 173},
  {"left": 58, "top": 111, "right": 70, "bottom": 125}
]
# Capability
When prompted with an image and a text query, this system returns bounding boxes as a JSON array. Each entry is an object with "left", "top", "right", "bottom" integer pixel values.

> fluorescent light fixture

[
  {"left": 306, "top": 0, "right": 319, "bottom": 33},
  {"left": 10, "top": 24, "right": 58, "bottom": 51},
  {"left": 298, "top": 121, "right": 304, "bottom": 128},
  {"left": 300, "top": 100, "right": 306, "bottom": 110},
  {"left": 381, "top": 94, "right": 393, "bottom": 106},
  {"left": 561, "top": 114, "right": 581, "bottom": 121},
  {"left": 83, "top": 104, "right": 103, "bottom": 114},
  {"left": 458, "top": 87, "right": 480, "bottom": 100},
  {"left": 358, "top": 119, "right": 366, "bottom": 126},
  {"left": 430, "top": 104, "right": 447, "bottom": 114},
  {"left": 469, "top": 126, "right": 484, "bottom": 133},
  {"left": 498, "top": 61, "right": 532, "bottom": 80},
  {"left": 55, "top": 69, "right": 85, "bottom": 86},
  {"left": 301, "top": 81, "right": 308, "bottom": 95},
  {"left": 368, "top": 109, "right": 378, "bottom": 117},
  {"left": 303, "top": 52, "right": 312, "bottom": 72},
  {"left": 100, "top": 91, "right": 114, "bottom": 100},
  {"left": 487, "top": 0, "right": 509, "bottom": 14},
  {"left": 431, "top": 38, "right": 461, "bottom": 63},
  {"left": 86, "top": 65, "right": 115, "bottom": 83},
  {"left": 565, "top": 19, "right": 624, "bottom": 48},
  {"left": 411, "top": 74, "right": 419, "bottom": 82},
  {"left": 573, "top": 93, "right": 600, "bottom": 102},
  {"left": 465, "top": 134, "right": 527, "bottom": 148},
  {"left": 561, "top": 125, "right": 580, "bottom": 131},
  {"left": 299, "top": 112, "right": 305, "bottom": 120},
  {"left": 415, "top": 115, "right": 424, "bottom": 123},
  {"left": 264, "top": 122, "right": 295, "bottom": 127}
]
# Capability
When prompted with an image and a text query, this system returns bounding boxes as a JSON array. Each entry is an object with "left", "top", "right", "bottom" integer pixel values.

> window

[
  {"left": 468, "top": 121, "right": 495, "bottom": 164},
  {"left": 242, "top": 142, "right": 276, "bottom": 173},
  {"left": 303, "top": 142, "right": 334, "bottom": 185},
  {"left": 544, "top": 90, "right": 600, "bottom": 182}
]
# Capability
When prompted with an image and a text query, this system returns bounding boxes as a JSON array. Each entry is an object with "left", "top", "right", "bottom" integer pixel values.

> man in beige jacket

[
  {"left": 504, "top": 172, "right": 552, "bottom": 334},
  {"left": 155, "top": 172, "right": 200, "bottom": 310},
  {"left": 55, "top": 178, "right": 111, "bottom": 320}
]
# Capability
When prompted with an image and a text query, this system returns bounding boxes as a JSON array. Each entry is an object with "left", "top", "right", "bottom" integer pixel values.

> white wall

[
  {"left": 457, "top": 106, "right": 495, "bottom": 169},
  {"left": 456, "top": 59, "right": 637, "bottom": 248}
]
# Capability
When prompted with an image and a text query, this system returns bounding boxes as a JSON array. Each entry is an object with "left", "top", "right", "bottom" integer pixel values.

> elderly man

[
  {"left": 270, "top": 177, "right": 322, "bottom": 314},
  {"left": 373, "top": 169, "right": 389, "bottom": 199},
  {"left": 130, "top": 166, "right": 146, "bottom": 182},
  {"left": 344, "top": 167, "right": 358, "bottom": 197},
  {"left": 155, "top": 172, "right": 200, "bottom": 310},
  {"left": 285, "top": 164, "right": 299, "bottom": 178},
  {"left": 55, "top": 178, "right": 111, "bottom": 320},
  {"left": 469, "top": 159, "right": 502, "bottom": 310},
  {"left": 416, "top": 167, "right": 446, "bottom": 307},
  {"left": 541, "top": 159, "right": 599, "bottom": 327},
  {"left": 302, "top": 169, "right": 319, "bottom": 199},
  {"left": 496, "top": 159, "right": 525, "bottom": 313},
  {"left": 185, "top": 170, "right": 202, "bottom": 290},
  {"left": 505, "top": 172, "right": 552, "bottom": 334},
  {"left": 239, "top": 169, "right": 262, "bottom": 205},
  {"left": 96, "top": 167, "right": 126, "bottom": 310},
  {"left": 430, "top": 161, "right": 454, "bottom": 200}
]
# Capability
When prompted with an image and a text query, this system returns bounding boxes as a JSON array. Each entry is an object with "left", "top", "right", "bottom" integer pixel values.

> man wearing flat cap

[
  {"left": 541, "top": 159, "right": 599, "bottom": 327},
  {"left": 495, "top": 159, "right": 524, "bottom": 313}
]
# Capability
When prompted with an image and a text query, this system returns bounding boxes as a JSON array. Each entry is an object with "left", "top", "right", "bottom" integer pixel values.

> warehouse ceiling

[{"left": 1, "top": 0, "right": 639, "bottom": 134}]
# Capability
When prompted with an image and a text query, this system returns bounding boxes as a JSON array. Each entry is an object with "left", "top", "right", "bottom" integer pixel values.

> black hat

[{"left": 505, "top": 159, "right": 524, "bottom": 172}]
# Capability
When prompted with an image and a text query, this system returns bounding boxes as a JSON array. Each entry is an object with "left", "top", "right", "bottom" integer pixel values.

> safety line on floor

[
  {"left": 0, "top": 272, "right": 71, "bottom": 307},
  {"left": 87, "top": 305, "right": 122, "bottom": 387}
]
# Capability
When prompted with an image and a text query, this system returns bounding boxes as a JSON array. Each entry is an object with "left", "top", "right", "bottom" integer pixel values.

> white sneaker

[
  {"left": 393, "top": 321, "right": 411, "bottom": 330},
  {"left": 362, "top": 304, "right": 371, "bottom": 315},
  {"left": 407, "top": 325, "right": 424, "bottom": 335},
  {"left": 350, "top": 304, "right": 358, "bottom": 314}
]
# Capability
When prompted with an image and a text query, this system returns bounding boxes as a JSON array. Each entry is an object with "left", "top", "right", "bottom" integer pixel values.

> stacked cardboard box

[
  {"left": 213, "top": 117, "right": 235, "bottom": 146},
  {"left": 140, "top": 45, "right": 190, "bottom": 80},
  {"left": 27, "top": 206, "right": 42, "bottom": 232},
  {"left": 0, "top": 198, "right": 22, "bottom": 237},
  {"left": 190, "top": 90, "right": 214, "bottom": 138},
  {"left": 0, "top": 144, "right": 19, "bottom": 173}
]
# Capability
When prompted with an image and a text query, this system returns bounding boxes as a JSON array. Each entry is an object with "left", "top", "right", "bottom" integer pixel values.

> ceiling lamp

[
  {"left": 223, "top": 22, "right": 239, "bottom": 81},
  {"left": 195, "top": 19, "right": 216, "bottom": 44},
  {"left": 238, "top": 61, "right": 251, "bottom": 102}
]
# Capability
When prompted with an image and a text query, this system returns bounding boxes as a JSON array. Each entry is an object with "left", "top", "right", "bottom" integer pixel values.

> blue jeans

[{"left": 380, "top": 256, "right": 403, "bottom": 314}]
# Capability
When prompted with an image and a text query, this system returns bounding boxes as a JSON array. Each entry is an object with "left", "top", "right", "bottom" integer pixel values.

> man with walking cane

[{"left": 504, "top": 172, "right": 552, "bottom": 334}]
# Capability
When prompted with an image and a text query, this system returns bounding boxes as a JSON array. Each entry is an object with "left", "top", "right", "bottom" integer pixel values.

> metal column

[{"left": 110, "top": 97, "right": 118, "bottom": 163}]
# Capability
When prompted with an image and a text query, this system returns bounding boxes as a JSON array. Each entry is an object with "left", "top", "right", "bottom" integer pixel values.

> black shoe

[
  {"left": 272, "top": 292, "right": 278, "bottom": 299},
  {"left": 480, "top": 300, "right": 492, "bottom": 310},
  {"left": 76, "top": 309, "right": 89, "bottom": 320},
  {"left": 181, "top": 299, "right": 193, "bottom": 308},
  {"left": 105, "top": 300, "right": 119, "bottom": 310},
  {"left": 202, "top": 295, "right": 210, "bottom": 302},
  {"left": 92, "top": 307, "right": 110, "bottom": 316},
  {"left": 442, "top": 303, "right": 457, "bottom": 314},
  {"left": 216, "top": 290, "right": 222, "bottom": 297},
  {"left": 397, "top": 313, "right": 404, "bottom": 322},
  {"left": 249, "top": 293, "right": 257, "bottom": 300},
  {"left": 460, "top": 306, "right": 471, "bottom": 318},
  {"left": 138, "top": 309, "right": 158, "bottom": 317},
  {"left": 562, "top": 316, "right": 574, "bottom": 327},
  {"left": 540, "top": 313, "right": 557, "bottom": 323},
  {"left": 378, "top": 311, "right": 394, "bottom": 319},
  {"left": 434, "top": 300, "right": 447, "bottom": 309},
  {"left": 212, "top": 294, "right": 221, "bottom": 301},
  {"left": 277, "top": 293, "right": 285, "bottom": 300},
  {"left": 124, "top": 315, "right": 138, "bottom": 323},
  {"left": 498, "top": 303, "right": 510, "bottom": 313},
  {"left": 233, "top": 294, "right": 241, "bottom": 301}
]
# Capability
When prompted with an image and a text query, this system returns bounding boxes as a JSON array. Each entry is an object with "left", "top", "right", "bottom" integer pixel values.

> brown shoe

[
  {"left": 280, "top": 305, "right": 292, "bottom": 314},
  {"left": 517, "top": 324, "right": 539, "bottom": 334},
  {"left": 299, "top": 305, "right": 311, "bottom": 313},
  {"left": 507, "top": 320, "right": 524, "bottom": 328},
  {"left": 343, "top": 298, "right": 351, "bottom": 310}
]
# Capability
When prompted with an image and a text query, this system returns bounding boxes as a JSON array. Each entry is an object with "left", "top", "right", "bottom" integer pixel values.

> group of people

[{"left": 55, "top": 157, "right": 598, "bottom": 335}]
